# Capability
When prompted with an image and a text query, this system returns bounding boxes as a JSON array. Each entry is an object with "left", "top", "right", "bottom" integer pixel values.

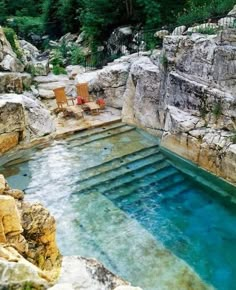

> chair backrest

[
  {"left": 76, "top": 83, "right": 90, "bottom": 102},
  {"left": 53, "top": 87, "right": 67, "bottom": 107}
]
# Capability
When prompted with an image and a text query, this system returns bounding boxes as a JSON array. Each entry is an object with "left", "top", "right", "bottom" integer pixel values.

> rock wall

[
  {"left": 0, "top": 94, "right": 55, "bottom": 154},
  {"left": 0, "top": 174, "right": 61, "bottom": 289},
  {"left": 0, "top": 27, "right": 24, "bottom": 73},
  {"left": 79, "top": 28, "right": 236, "bottom": 184}
]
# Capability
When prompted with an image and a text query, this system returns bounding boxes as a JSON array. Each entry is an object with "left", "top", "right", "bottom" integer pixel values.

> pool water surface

[{"left": 1, "top": 123, "right": 236, "bottom": 290}]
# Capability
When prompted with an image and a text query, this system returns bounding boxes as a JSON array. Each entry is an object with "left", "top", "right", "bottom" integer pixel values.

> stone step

[
  {"left": 65, "top": 122, "right": 126, "bottom": 142},
  {"left": 78, "top": 160, "right": 171, "bottom": 194},
  {"left": 68, "top": 124, "right": 135, "bottom": 148},
  {"left": 115, "top": 177, "right": 189, "bottom": 207},
  {"left": 77, "top": 146, "right": 160, "bottom": 182},
  {"left": 77, "top": 152, "right": 164, "bottom": 192},
  {"left": 67, "top": 123, "right": 129, "bottom": 148},
  {"left": 106, "top": 166, "right": 180, "bottom": 201}
]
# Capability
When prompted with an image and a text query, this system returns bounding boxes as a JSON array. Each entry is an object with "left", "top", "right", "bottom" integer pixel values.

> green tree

[
  {"left": 42, "top": 0, "right": 63, "bottom": 37},
  {"left": 57, "top": 0, "right": 81, "bottom": 34},
  {"left": 0, "top": 0, "right": 7, "bottom": 24}
]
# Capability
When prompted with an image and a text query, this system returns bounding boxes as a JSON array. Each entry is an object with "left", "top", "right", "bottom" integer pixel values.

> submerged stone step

[
  {"left": 69, "top": 191, "right": 213, "bottom": 290},
  {"left": 65, "top": 122, "right": 126, "bottom": 142},
  {"left": 77, "top": 149, "right": 162, "bottom": 187},
  {"left": 79, "top": 160, "right": 172, "bottom": 194},
  {"left": 67, "top": 124, "right": 134, "bottom": 148},
  {"left": 105, "top": 166, "right": 180, "bottom": 201},
  {"left": 78, "top": 145, "right": 160, "bottom": 181},
  {"left": 77, "top": 154, "right": 166, "bottom": 192}
]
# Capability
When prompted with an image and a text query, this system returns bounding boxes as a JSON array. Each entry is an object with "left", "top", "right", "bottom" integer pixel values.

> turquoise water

[{"left": 1, "top": 123, "right": 236, "bottom": 290}]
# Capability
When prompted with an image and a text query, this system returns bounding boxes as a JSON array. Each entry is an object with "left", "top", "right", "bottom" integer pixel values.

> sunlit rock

[{"left": 0, "top": 27, "right": 24, "bottom": 72}]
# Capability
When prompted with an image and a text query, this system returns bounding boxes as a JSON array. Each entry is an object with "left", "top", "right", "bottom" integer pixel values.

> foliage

[
  {"left": 52, "top": 64, "right": 67, "bottom": 75},
  {"left": 3, "top": 27, "right": 23, "bottom": 59},
  {"left": 70, "top": 46, "right": 86, "bottom": 65},
  {"left": 212, "top": 101, "right": 222, "bottom": 120},
  {"left": 230, "top": 131, "right": 236, "bottom": 144},
  {"left": 42, "top": 0, "right": 63, "bottom": 37},
  {"left": 6, "top": 17, "right": 44, "bottom": 38},
  {"left": 160, "top": 52, "right": 168, "bottom": 69},
  {"left": 195, "top": 26, "right": 219, "bottom": 34},
  {"left": 177, "top": 0, "right": 236, "bottom": 26},
  {"left": 50, "top": 48, "right": 64, "bottom": 67},
  {"left": 57, "top": 0, "right": 81, "bottom": 34},
  {"left": 0, "top": 0, "right": 7, "bottom": 24}
]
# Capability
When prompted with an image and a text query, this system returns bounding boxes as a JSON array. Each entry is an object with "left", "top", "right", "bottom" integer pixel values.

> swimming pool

[{"left": 1, "top": 122, "right": 236, "bottom": 290}]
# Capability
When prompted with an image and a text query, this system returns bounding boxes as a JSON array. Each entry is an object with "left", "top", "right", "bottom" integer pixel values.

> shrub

[
  {"left": 195, "top": 26, "right": 219, "bottom": 34},
  {"left": 230, "top": 132, "right": 236, "bottom": 144},
  {"left": 6, "top": 17, "right": 44, "bottom": 39},
  {"left": 3, "top": 27, "right": 23, "bottom": 60},
  {"left": 70, "top": 46, "right": 86, "bottom": 65},
  {"left": 50, "top": 49, "right": 64, "bottom": 67},
  {"left": 160, "top": 52, "right": 168, "bottom": 69},
  {"left": 212, "top": 101, "right": 222, "bottom": 120},
  {"left": 177, "top": 0, "right": 236, "bottom": 26},
  {"left": 52, "top": 64, "right": 67, "bottom": 75}
]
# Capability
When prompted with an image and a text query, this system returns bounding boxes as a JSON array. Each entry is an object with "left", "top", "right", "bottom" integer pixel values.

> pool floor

[{"left": 1, "top": 122, "right": 236, "bottom": 290}]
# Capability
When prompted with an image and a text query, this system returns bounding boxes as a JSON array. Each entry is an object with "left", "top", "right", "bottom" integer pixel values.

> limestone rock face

[
  {"left": 19, "top": 40, "right": 50, "bottom": 76},
  {"left": 21, "top": 202, "right": 61, "bottom": 271},
  {"left": 0, "top": 94, "right": 55, "bottom": 154},
  {"left": 49, "top": 256, "right": 129, "bottom": 290},
  {"left": 0, "top": 246, "right": 49, "bottom": 290},
  {"left": 122, "top": 56, "right": 161, "bottom": 129},
  {"left": 107, "top": 26, "right": 133, "bottom": 56},
  {"left": 76, "top": 23, "right": 236, "bottom": 183},
  {"left": 172, "top": 26, "right": 186, "bottom": 36},
  {"left": 0, "top": 72, "right": 32, "bottom": 94},
  {"left": 34, "top": 73, "right": 75, "bottom": 99},
  {"left": 0, "top": 27, "right": 24, "bottom": 72},
  {"left": 0, "top": 175, "right": 61, "bottom": 289}
]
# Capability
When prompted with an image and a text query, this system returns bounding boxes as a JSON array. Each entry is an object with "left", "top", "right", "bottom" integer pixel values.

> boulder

[
  {"left": 34, "top": 73, "right": 75, "bottom": 99},
  {"left": 154, "top": 29, "right": 169, "bottom": 38},
  {"left": 218, "top": 17, "right": 236, "bottom": 28},
  {"left": 0, "top": 27, "right": 24, "bottom": 73},
  {"left": 0, "top": 246, "right": 50, "bottom": 289},
  {"left": 107, "top": 26, "right": 133, "bottom": 56},
  {"left": 228, "top": 4, "right": 236, "bottom": 16},
  {"left": 49, "top": 256, "right": 128, "bottom": 290},
  {"left": 21, "top": 202, "right": 61, "bottom": 271},
  {"left": 0, "top": 94, "right": 55, "bottom": 150},
  {"left": 0, "top": 174, "right": 5, "bottom": 194},
  {"left": 122, "top": 56, "right": 161, "bottom": 129},
  {"left": 66, "top": 65, "right": 86, "bottom": 79},
  {"left": 76, "top": 62, "right": 131, "bottom": 108},
  {"left": 75, "top": 31, "right": 85, "bottom": 44},
  {"left": 32, "top": 59, "right": 50, "bottom": 76},
  {"left": 0, "top": 72, "right": 32, "bottom": 94},
  {"left": 19, "top": 39, "right": 50, "bottom": 76},
  {"left": 19, "top": 39, "right": 39, "bottom": 61},
  {"left": 172, "top": 26, "right": 186, "bottom": 36},
  {"left": 0, "top": 132, "right": 20, "bottom": 154},
  {"left": 0, "top": 195, "right": 23, "bottom": 243},
  {"left": 187, "top": 23, "right": 219, "bottom": 34}
]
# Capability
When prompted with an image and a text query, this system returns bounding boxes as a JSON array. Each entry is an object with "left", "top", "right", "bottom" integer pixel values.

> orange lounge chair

[
  {"left": 53, "top": 87, "right": 84, "bottom": 119},
  {"left": 76, "top": 83, "right": 100, "bottom": 115},
  {"left": 53, "top": 87, "right": 75, "bottom": 108}
]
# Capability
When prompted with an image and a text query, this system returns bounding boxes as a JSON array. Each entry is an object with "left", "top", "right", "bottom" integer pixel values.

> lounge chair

[
  {"left": 53, "top": 87, "right": 75, "bottom": 108},
  {"left": 53, "top": 87, "right": 84, "bottom": 119},
  {"left": 76, "top": 83, "right": 100, "bottom": 115}
]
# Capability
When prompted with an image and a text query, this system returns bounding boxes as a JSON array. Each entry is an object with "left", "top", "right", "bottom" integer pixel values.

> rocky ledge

[
  {"left": 76, "top": 27, "right": 236, "bottom": 185},
  {"left": 0, "top": 174, "right": 61, "bottom": 289},
  {"left": 0, "top": 174, "right": 143, "bottom": 290}
]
